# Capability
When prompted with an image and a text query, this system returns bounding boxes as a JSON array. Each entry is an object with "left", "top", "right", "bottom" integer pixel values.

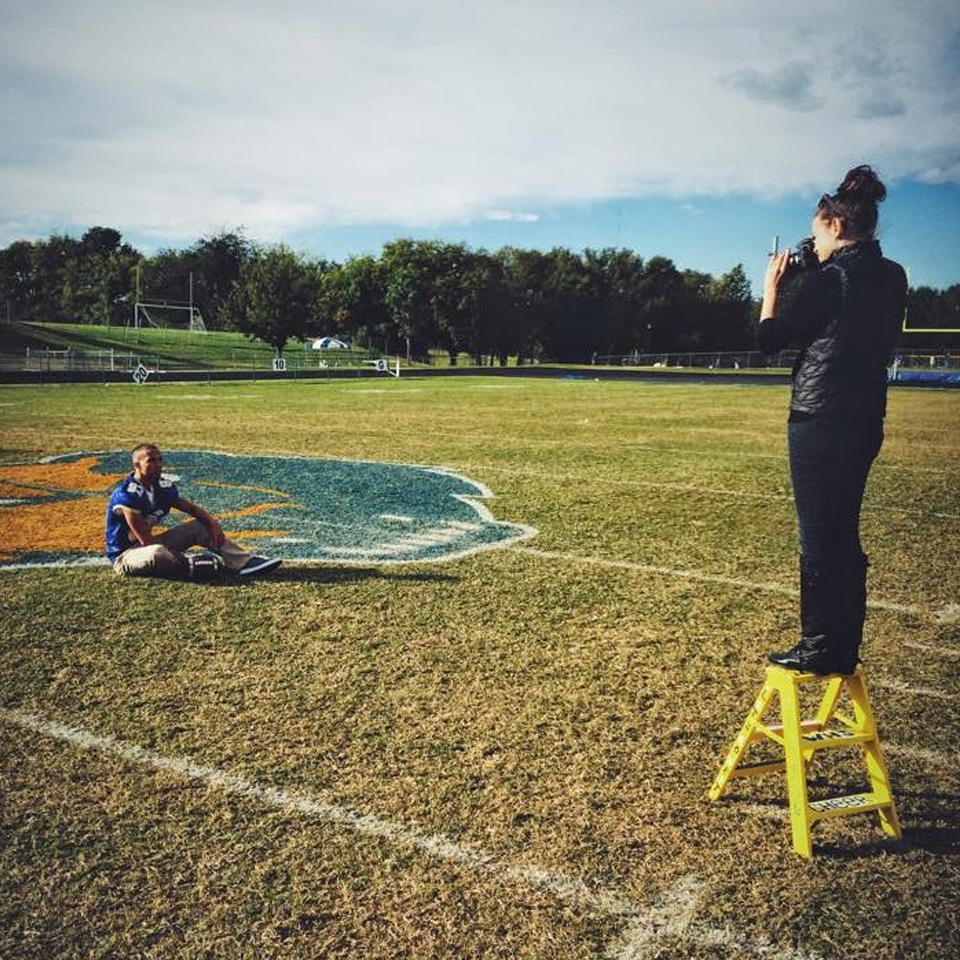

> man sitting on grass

[{"left": 105, "top": 443, "right": 282, "bottom": 579}]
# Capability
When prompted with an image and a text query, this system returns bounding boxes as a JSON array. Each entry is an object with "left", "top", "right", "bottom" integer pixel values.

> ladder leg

[
  {"left": 804, "top": 674, "right": 846, "bottom": 775},
  {"left": 779, "top": 675, "right": 813, "bottom": 859},
  {"left": 814, "top": 675, "right": 845, "bottom": 728},
  {"left": 709, "top": 681, "right": 774, "bottom": 800},
  {"left": 848, "top": 673, "right": 902, "bottom": 839}
]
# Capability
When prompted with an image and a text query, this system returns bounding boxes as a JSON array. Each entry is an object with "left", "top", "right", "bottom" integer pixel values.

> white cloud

[
  {"left": 0, "top": 0, "right": 958, "bottom": 244},
  {"left": 484, "top": 210, "right": 540, "bottom": 223}
]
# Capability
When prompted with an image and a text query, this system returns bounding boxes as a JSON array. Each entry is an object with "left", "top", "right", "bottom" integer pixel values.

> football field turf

[{"left": 1, "top": 375, "right": 958, "bottom": 960}]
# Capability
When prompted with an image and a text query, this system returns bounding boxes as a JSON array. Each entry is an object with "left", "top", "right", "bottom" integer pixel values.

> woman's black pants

[{"left": 788, "top": 415, "right": 884, "bottom": 656}]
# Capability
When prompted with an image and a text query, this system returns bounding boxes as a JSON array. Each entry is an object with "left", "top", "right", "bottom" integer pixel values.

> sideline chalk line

[
  {"left": 329, "top": 425, "right": 958, "bottom": 476},
  {"left": 512, "top": 547, "right": 959, "bottom": 626},
  {"left": 455, "top": 462, "right": 960, "bottom": 521},
  {"left": 0, "top": 708, "right": 825, "bottom": 960},
  {"left": 886, "top": 744, "right": 960, "bottom": 768},
  {"left": 870, "top": 679, "right": 959, "bottom": 702},
  {"left": 905, "top": 641, "right": 960, "bottom": 658}
]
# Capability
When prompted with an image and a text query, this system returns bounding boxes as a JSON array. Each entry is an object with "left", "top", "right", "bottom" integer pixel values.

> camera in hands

[
  {"left": 786, "top": 237, "right": 817, "bottom": 272},
  {"left": 771, "top": 235, "right": 818, "bottom": 274}
]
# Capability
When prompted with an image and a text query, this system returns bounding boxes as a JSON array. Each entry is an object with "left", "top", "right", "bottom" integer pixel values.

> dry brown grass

[{"left": 1, "top": 377, "right": 958, "bottom": 959}]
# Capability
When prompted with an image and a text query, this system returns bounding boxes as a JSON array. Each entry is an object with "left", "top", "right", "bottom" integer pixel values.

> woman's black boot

[{"left": 768, "top": 556, "right": 848, "bottom": 674}]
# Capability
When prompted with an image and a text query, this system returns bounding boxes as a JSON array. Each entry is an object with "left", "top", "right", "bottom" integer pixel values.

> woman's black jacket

[{"left": 758, "top": 241, "right": 907, "bottom": 419}]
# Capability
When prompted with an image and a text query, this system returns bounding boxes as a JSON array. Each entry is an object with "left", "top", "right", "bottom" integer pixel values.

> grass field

[
  {"left": 0, "top": 321, "right": 376, "bottom": 371},
  {"left": 0, "top": 321, "right": 492, "bottom": 371},
  {"left": 1, "top": 375, "right": 958, "bottom": 960}
]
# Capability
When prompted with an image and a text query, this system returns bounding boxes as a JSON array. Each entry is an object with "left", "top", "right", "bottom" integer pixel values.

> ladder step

[
  {"left": 808, "top": 793, "right": 890, "bottom": 820},
  {"left": 756, "top": 720, "right": 822, "bottom": 738},
  {"left": 730, "top": 759, "right": 785, "bottom": 777},
  {"left": 749, "top": 727, "right": 872, "bottom": 750},
  {"left": 801, "top": 730, "right": 873, "bottom": 750}
]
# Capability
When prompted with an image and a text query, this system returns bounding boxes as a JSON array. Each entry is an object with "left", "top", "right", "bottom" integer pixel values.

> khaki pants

[{"left": 113, "top": 520, "right": 252, "bottom": 578}]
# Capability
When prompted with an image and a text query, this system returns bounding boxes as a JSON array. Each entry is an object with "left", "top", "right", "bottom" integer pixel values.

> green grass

[
  {"left": 1, "top": 376, "right": 959, "bottom": 960},
  {"left": 0, "top": 321, "right": 508, "bottom": 371},
  {"left": 0, "top": 321, "right": 381, "bottom": 371},
  {"left": 1, "top": 321, "right": 786, "bottom": 375}
]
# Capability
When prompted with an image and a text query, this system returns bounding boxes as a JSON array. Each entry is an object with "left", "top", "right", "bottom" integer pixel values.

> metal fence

[
  {"left": 0, "top": 346, "right": 380, "bottom": 374},
  {"left": 595, "top": 350, "right": 960, "bottom": 371},
  {"left": 894, "top": 352, "right": 960, "bottom": 370},
  {"left": 594, "top": 350, "right": 798, "bottom": 369}
]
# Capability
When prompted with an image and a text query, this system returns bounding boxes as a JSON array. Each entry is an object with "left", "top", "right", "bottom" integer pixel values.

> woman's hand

[
  {"left": 764, "top": 251, "right": 790, "bottom": 298},
  {"left": 761, "top": 251, "right": 790, "bottom": 320}
]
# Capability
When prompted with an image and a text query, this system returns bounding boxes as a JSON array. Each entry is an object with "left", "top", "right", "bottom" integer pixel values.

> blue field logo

[{"left": 0, "top": 450, "right": 537, "bottom": 569}]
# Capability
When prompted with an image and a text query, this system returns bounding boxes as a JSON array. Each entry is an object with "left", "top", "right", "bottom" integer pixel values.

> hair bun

[{"left": 836, "top": 164, "right": 887, "bottom": 203}]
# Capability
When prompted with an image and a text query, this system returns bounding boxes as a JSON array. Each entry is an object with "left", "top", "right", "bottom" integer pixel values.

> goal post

[
  {"left": 128, "top": 268, "right": 207, "bottom": 333},
  {"left": 131, "top": 301, "right": 207, "bottom": 333}
]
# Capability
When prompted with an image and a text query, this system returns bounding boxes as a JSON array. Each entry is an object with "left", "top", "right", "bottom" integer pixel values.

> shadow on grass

[
  {"left": 275, "top": 566, "right": 459, "bottom": 585},
  {"left": 814, "top": 821, "right": 960, "bottom": 860},
  {"left": 728, "top": 786, "right": 960, "bottom": 859},
  {"left": 206, "top": 566, "right": 461, "bottom": 587}
]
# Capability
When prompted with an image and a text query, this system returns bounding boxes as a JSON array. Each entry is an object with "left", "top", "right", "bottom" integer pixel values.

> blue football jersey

[{"left": 105, "top": 472, "right": 180, "bottom": 561}]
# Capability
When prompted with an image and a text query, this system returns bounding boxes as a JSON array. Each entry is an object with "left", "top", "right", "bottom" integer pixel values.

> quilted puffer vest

[{"left": 790, "top": 241, "right": 906, "bottom": 419}]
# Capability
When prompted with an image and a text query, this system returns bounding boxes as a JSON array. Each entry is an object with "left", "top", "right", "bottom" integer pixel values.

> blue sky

[
  {"left": 2, "top": 0, "right": 959, "bottom": 296},
  {"left": 276, "top": 181, "right": 960, "bottom": 295}
]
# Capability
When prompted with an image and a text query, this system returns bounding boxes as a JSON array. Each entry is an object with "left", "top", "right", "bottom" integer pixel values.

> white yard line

[
  {"left": 885, "top": 744, "right": 960, "bottom": 768},
  {"left": 905, "top": 641, "right": 960, "bottom": 658},
  {"left": 454, "top": 462, "right": 960, "bottom": 520},
  {"left": 513, "top": 547, "right": 958, "bottom": 625},
  {"left": 355, "top": 427, "right": 957, "bottom": 475},
  {"left": 870, "top": 679, "right": 959, "bottom": 701},
  {"left": 1, "top": 708, "right": 825, "bottom": 960}
]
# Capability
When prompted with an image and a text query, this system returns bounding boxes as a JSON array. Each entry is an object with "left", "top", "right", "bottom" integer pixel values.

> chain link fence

[
  {"left": 593, "top": 350, "right": 798, "bottom": 369},
  {"left": 0, "top": 345, "right": 380, "bottom": 374}
]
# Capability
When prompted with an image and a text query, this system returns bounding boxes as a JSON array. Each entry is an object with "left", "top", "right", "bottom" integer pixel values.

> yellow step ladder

[{"left": 709, "top": 665, "right": 901, "bottom": 859}]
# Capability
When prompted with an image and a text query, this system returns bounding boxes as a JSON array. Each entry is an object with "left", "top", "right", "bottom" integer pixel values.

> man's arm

[
  {"left": 118, "top": 506, "right": 160, "bottom": 547},
  {"left": 173, "top": 496, "right": 225, "bottom": 550}
]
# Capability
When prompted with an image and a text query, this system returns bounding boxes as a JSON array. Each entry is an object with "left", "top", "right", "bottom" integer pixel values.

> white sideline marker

[
  {"left": 455, "top": 462, "right": 960, "bottom": 521},
  {"left": 513, "top": 547, "right": 957, "bottom": 625},
  {"left": 905, "top": 641, "right": 960, "bottom": 658},
  {"left": 886, "top": 743, "right": 960, "bottom": 768},
  {"left": 870, "top": 679, "right": 959, "bottom": 701},
  {"left": 1, "top": 708, "right": 827, "bottom": 960}
]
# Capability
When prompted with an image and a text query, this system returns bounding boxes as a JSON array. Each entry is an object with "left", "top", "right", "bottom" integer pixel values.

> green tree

[
  {"left": 705, "top": 264, "right": 755, "bottom": 351},
  {"left": 497, "top": 247, "right": 555, "bottom": 364},
  {"left": 429, "top": 243, "right": 472, "bottom": 363},
  {"left": 582, "top": 247, "right": 646, "bottom": 357},
  {"left": 190, "top": 230, "right": 255, "bottom": 330},
  {"left": 32, "top": 234, "right": 81, "bottom": 322},
  {"left": 535, "top": 248, "right": 594, "bottom": 361},
  {"left": 0, "top": 241, "right": 38, "bottom": 320},
  {"left": 232, "top": 245, "right": 317, "bottom": 356},
  {"left": 434, "top": 248, "right": 508, "bottom": 365},
  {"left": 79, "top": 228, "right": 140, "bottom": 325},
  {"left": 636, "top": 255, "right": 683, "bottom": 353},
  {"left": 381, "top": 239, "right": 442, "bottom": 361},
  {"left": 314, "top": 255, "right": 390, "bottom": 350}
]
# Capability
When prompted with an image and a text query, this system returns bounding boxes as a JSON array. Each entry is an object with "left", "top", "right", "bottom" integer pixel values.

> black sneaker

[{"left": 238, "top": 556, "right": 282, "bottom": 577}]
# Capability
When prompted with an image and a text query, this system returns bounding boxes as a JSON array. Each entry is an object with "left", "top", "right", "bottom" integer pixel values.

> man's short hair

[{"left": 131, "top": 443, "right": 161, "bottom": 462}]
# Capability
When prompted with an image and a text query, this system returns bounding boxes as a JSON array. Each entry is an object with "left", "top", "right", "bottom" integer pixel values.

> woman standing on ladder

[{"left": 759, "top": 165, "right": 907, "bottom": 675}]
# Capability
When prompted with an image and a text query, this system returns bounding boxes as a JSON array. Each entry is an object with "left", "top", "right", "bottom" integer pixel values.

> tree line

[{"left": 1, "top": 228, "right": 957, "bottom": 361}]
